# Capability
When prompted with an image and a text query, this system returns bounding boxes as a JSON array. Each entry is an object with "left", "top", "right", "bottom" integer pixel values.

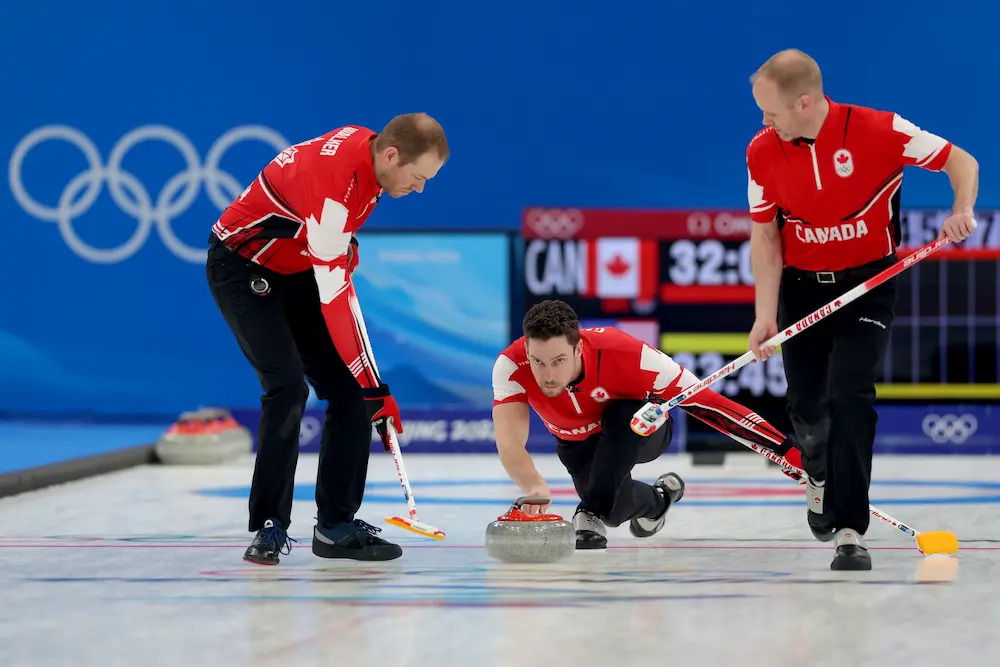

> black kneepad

[{"left": 636, "top": 419, "right": 673, "bottom": 464}]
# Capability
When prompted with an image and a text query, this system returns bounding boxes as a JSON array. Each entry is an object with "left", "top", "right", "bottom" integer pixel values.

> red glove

[
  {"left": 777, "top": 438, "right": 804, "bottom": 482},
  {"left": 362, "top": 384, "right": 402, "bottom": 452}
]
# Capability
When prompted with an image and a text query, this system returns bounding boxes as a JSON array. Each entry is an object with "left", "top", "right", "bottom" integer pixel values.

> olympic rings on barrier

[
  {"left": 523, "top": 208, "right": 585, "bottom": 238},
  {"left": 921, "top": 413, "right": 979, "bottom": 444},
  {"left": 9, "top": 124, "right": 290, "bottom": 263}
]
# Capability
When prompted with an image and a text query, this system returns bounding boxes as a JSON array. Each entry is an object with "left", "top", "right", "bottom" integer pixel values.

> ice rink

[{"left": 0, "top": 451, "right": 996, "bottom": 667}]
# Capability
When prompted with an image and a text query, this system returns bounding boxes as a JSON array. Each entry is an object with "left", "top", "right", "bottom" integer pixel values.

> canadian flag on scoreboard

[{"left": 580, "top": 237, "right": 659, "bottom": 300}]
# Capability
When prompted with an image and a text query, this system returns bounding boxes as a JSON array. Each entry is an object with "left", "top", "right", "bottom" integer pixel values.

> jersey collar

[
  {"left": 793, "top": 96, "right": 844, "bottom": 146},
  {"left": 566, "top": 335, "right": 594, "bottom": 392},
  {"left": 361, "top": 132, "right": 383, "bottom": 197}
]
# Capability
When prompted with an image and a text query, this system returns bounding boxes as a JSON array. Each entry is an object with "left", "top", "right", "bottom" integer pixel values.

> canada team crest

[
  {"left": 591, "top": 387, "right": 610, "bottom": 402},
  {"left": 833, "top": 149, "right": 854, "bottom": 177}
]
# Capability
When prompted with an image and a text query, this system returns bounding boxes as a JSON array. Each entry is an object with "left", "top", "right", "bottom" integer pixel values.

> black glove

[{"left": 347, "top": 236, "right": 359, "bottom": 274}]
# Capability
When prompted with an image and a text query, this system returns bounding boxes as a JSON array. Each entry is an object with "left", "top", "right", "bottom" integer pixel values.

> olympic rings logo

[
  {"left": 523, "top": 208, "right": 585, "bottom": 239},
  {"left": 299, "top": 416, "right": 323, "bottom": 446},
  {"left": 921, "top": 413, "right": 978, "bottom": 445},
  {"left": 8, "top": 124, "right": 290, "bottom": 263},
  {"left": 686, "top": 211, "right": 755, "bottom": 237}
]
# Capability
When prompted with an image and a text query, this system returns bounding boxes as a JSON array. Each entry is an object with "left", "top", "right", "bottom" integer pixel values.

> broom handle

[{"left": 385, "top": 421, "right": 418, "bottom": 518}]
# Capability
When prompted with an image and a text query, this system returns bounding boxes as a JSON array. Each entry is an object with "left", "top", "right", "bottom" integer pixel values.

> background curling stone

[
  {"left": 484, "top": 496, "right": 576, "bottom": 564},
  {"left": 155, "top": 407, "right": 252, "bottom": 465}
]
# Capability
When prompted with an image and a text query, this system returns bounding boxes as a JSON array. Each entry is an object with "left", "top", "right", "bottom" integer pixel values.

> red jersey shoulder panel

[
  {"left": 746, "top": 126, "right": 777, "bottom": 160},
  {"left": 492, "top": 337, "right": 530, "bottom": 405},
  {"left": 746, "top": 127, "right": 780, "bottom": 224},
  {"left": 579, "top": 327, "right": 685, "bottom": 398},
  {"left": 858, "top": 106, "right": 953, "bottom": 171}
]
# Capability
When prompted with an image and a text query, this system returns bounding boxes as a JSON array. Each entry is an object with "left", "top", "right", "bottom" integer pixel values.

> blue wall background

[{"left": 0, "top": 0, "right": 993, "bottom": 418}]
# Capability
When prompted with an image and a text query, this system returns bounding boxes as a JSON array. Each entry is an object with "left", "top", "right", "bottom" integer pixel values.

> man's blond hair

[
  {"left": 374, "top": 112, "right": 449, "bottom": 165},
  {"left": 751, "top": 49, "right": 823, "bottom": 98}
]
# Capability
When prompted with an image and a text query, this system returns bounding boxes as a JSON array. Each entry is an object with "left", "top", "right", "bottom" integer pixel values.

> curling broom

[
  {"left": 382, "top": 420, "right": 446, "bottom": 540},
  {"left": 748, "top": 438, "right": 959, "bottom": 556},
  {"left": 630, "top": 235, "right": 955, "bottom": 424},
  {"left": 629, "top": 234, "right": 967, "bottom": 555},
  {"left": 633, "top": 404, "right": 959, "bottom": 555}
]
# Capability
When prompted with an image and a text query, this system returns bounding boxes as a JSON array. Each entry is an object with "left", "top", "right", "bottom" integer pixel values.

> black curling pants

[
  {"left": 778, "top": 260, "right": 898, "bottom": 535},
  {"left": 555, "top": 399, "right": 673, "bottom": 527},
  {"left": 205, "top": 237, "right": 373, "bottom": 532}
]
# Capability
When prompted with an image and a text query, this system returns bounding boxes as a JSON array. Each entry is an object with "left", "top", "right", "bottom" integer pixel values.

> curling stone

[
  {"left": 484, "top": 496, "right": 576, "bottom": 564},
  {"left": 155, "top": 407, "right": 252, "bottom": 465}
]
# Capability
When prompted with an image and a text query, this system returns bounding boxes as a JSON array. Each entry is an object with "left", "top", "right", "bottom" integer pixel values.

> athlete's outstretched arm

[
  {"left": 492, "top": 355, "right": 550, "bottom": 513},
  {"left": 493, "top": 403, "right": 548, "bottom": 493},
  {"left": 640, "top": 344, "right": 802, "bottom": 473}
]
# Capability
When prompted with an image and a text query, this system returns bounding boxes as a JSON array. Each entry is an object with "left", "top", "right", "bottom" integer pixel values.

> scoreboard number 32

[{"left": 667, "top": 239, "right": 756, "bottom": 286}]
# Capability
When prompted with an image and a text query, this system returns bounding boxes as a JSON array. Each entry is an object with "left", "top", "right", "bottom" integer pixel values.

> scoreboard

[{"left": 520, "top": 207, "right": 1000, "bottom": 448}]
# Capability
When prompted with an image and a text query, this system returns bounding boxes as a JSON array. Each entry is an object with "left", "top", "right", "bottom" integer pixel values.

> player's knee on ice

[{"left": 581, "top": 400, "right": 673, "bottom": 527}]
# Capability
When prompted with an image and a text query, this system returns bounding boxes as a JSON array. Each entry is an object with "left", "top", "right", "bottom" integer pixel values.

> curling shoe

[
  {"left": 630, "top": 472, "right": 685, "bottom": 538},
  {"left": 573, "top": 508, "right": 607, "bottom": 549},
  {"left": 244, "top": 518, "right": 295, "bottom": 566},
  {"left": 830, "top": 528, "right": 871, "bottom": 571},
  {"left": 312, "top": 519, "right": 402, "bottom": 561},
  {"left": 806, "top": 476, "right": 836, "bottom": 542}
]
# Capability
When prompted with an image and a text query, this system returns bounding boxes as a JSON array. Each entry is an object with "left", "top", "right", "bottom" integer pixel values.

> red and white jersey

[
  {"left": 211, "top": 126, "right": 386, "bottom": 389},
  {"left": 492, "top": 327, "right": 787, "bottom": 453},
  {"left": 492, "top": 327, "right": 688, "bottom": 441},
  {"left": 746, "top": 98, "right": 953, "bottom": 271},
  {"left": 212, "top": 126, "right": 382, "bottom": 273}
]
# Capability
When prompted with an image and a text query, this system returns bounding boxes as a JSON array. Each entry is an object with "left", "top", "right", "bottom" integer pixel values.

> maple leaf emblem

[
  {"left": 833, "top": 150, "right": 853, "bottom": 178},
  {"left": 606, "top": 255, "right": 631, "bottom": 276},
  {"left": 275, "top": 147, "right": 298, "bottom": 167}
]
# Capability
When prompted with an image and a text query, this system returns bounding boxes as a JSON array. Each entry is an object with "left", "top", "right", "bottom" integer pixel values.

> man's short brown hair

[
  {"left": 522, "top": 300, "right": 581, "bottom": 347},
  {"left": 375, "top": 112, "right": 449, "bottom": 165},
  {"left": 750, "top": 49, "right": 823, "bottom": 97}
]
